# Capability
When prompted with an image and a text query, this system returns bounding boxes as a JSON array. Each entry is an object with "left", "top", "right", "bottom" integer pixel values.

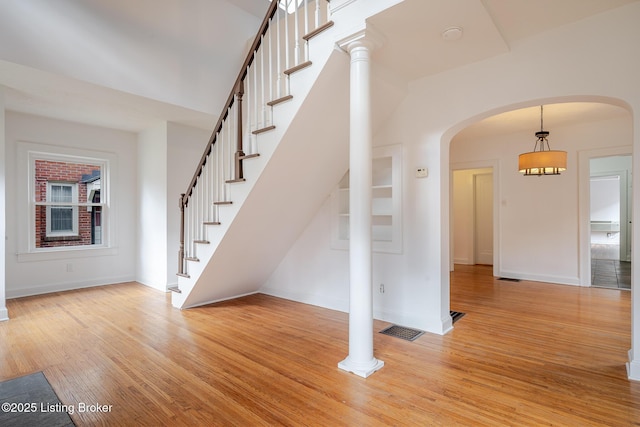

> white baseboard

[
  {"left": 260, "top": 286, "right": 348, "bottom": 313},
  {"left": 261, "top": 286, "right": 452, "bottom": 336},
  {"left": 136, "top": 277, "right": 177, "bottom": 292},
  {"left": 6, "top": 275, "right": 136, "bottom": 299},
  {"left": 182, "top": 291, "right": 260, "bottom": 309},
  {"left": 0, "top": 306, "right": 8, "bottom": 321},
  {"left": 628, "top": 349, "right": 640, "bottom": 381},
  {"left": 498, "top": 270, "right": 580, "bottom": 286}
]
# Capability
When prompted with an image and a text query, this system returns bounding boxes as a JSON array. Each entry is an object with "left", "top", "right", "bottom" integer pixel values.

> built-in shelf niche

[{"left": 332, "top": 144, "right": 402, "bottom": 253}]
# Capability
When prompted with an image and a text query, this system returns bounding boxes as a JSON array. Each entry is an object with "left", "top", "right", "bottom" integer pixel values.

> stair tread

[
  {"left": 267, "top": 95, "right": 293, "bottom": 106},
  {"left": 185, "top": 256, "right": 199, "bottom": 262},
  {"left": 303, "top": 21, "right": 334, "bottom": 41},
  {"left": 203, "top": 221, "right": 221, "bottom": 225},
  {"left": 226, "top": 178, "right": 246, "bottom": 183},
  {"left": 284, "top": 61, "right": 312, "bottom": 76},
  {"left": 193, "top": 239, "right": 210, "bottom": 244},
  {"left": 239, "top": 153, "right": 260, "bottom": 160},
  {"left": 213, "top": 201, "right": 232, "bottom": 205},
  {"left": 252, "top": 125, "right": 276, "bottom": 135},
  {"left": 168, "top": 285, "right": 183, "bottom": 293}
]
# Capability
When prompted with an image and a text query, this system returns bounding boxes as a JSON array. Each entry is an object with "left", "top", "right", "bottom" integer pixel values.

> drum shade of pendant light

[{"left": 518, "top": 105, "right": 567, "bottom": 176}]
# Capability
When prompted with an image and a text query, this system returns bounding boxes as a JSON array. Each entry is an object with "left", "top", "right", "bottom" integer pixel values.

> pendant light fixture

[{"left": 518, "top": 105, "right": 567, "bottom": 176}]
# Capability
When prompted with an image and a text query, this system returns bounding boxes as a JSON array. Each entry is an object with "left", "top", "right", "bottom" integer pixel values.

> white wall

[
  {"left": 261, "top": 3, "right": 640, "bottom": 339},
  {"left": 136, "top": 121, "right": 209, "bottom": 290},
  {"left": 0, "top": 89, "right": 7, "bottom": 320},
  {"left": 137, "top": 124, "right": 168, "bottom": 290},
  {"left": 166, "top": 122, "right": 209, "bottom": 286},
  {"left": 590, "top": 177, "right": 620, "bottom": 222},
  {"left": 4, "top": 112, "right": 137, "bottom": 298},
  {"left": 591, "top": 155, "right": 632, "bottom": 175}
]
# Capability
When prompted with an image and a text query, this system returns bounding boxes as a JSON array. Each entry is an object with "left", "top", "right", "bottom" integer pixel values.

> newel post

[
  {"left": 234, "top": 79, "right": 245, "bottom": 181},
  {"left": 178, "top": 193, "right": 186, "bottom": 275}
]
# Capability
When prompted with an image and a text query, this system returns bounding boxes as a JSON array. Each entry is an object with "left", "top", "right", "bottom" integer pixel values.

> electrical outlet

[{"left": 379, "top": 284, "right": 385, "bottom": 293}]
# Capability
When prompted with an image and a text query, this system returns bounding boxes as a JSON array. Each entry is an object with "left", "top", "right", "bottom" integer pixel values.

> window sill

[
  {"left": 16, "top": 246, "right": 118, "bottom": 263},
  {"left": 43, "top": 235, "right": 81, "bottom": 242}
]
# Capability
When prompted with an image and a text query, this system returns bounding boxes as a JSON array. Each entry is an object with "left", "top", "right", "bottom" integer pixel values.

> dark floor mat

[{"left": 0, "top": 372, "right": 74, "bottom": 427}]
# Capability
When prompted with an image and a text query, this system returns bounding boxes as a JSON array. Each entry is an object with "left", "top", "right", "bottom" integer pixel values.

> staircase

[{"left": 171, "top": 0, "right": 347, "bottom": 308}]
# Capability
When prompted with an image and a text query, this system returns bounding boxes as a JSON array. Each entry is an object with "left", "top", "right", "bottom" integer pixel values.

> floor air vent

[
  {"left": 379, "top": 325, "right": 424, "bottom": 341},
  {"left": 498, "top": 277, "right": 521, "bottom": 282},
  {"left": 450, "top": 310, "right": 466, "bottom": 324}
]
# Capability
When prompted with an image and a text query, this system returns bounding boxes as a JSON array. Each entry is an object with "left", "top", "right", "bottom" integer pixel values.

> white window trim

[
  {"left": 17, "top": 141, "right": 118, "bottom": 262},
  {"left": 45, "top": 182, "right": 79, "bottom": 237}
]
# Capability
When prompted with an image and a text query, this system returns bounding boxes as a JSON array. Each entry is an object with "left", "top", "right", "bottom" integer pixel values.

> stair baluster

[{"left": 176, "top": 0, "right": 334, "bottom": 281}]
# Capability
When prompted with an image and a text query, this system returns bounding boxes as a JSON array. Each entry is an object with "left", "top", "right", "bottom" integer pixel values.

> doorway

[
  {"left": 590, "top": 156, "right": 632, "bottom": 289},
  {"left": 452, "top": 168, "right": 494, "bottom": 266}
]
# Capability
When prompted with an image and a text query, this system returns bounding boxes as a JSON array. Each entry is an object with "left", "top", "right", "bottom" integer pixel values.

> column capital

[{"left": 336, "top": 25, "right": 385, "bottom": 54}]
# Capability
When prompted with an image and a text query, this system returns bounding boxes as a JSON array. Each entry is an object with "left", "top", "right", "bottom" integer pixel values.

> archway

[{"left": 444, "top": 97, "right": 637, "bottom": 380}]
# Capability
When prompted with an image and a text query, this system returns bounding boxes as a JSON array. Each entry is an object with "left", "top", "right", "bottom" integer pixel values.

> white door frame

[
  {"left": 450, "top": 159, "right": 500, "bottom": 276},
  {"left": 579, "top": 147, "right": 632, "bottom": 286},
  {"left": 590, "top": 169, "right": 630, "bottom": 262}
]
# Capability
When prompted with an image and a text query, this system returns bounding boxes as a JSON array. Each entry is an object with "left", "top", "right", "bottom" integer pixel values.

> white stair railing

[{"left": 178, "top": 0, "right": 333, "bottom": 279}]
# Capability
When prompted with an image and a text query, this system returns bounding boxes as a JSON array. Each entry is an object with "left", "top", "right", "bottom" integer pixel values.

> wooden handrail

[
  {"left": 182, "top": 0, "right": 280, "bottom": 205},
  {"left": 177, "top": 0, "right": 334, "bottom": 278}
]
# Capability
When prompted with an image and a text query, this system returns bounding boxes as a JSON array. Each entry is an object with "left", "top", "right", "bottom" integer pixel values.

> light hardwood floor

[{"left": 1, "top": 265, "right": 639, "bottom": 426}]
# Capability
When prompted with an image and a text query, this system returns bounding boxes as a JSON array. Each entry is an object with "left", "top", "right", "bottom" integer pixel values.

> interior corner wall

[
  {"left": 0, "top": 89, "right": 7, "bottom": 320},
  {"left": 137, "top": 123, "right": 169, "bottom": 290},
  {"left": 4, "top": 112, "right": 137, "bottom": 298},
  {"left": 165, "top": 122, "right": 209, "bottom": 287}
]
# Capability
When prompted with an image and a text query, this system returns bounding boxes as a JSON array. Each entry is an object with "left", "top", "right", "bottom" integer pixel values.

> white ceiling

[
  {"left": 367, "top": 0, "right": 638, "bottom": 135},
  {"left": 454, "top": 102, "right": 631, "bottom": 142},
  {"left": 0, "top": 0, "right": 267, "bottom": 131},
  {"left": 0, "top": 0, "right": 637, "bottom": 133},
  {"left": 369, "top": 0, "right": 639, "bottom": 81}
]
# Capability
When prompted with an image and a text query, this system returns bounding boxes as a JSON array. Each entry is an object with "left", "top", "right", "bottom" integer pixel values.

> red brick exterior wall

[{"left": 35, "top": 160, "right": 100, "bottom": 248}]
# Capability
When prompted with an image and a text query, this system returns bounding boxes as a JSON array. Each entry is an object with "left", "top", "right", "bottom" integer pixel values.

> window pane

[
  {"left": 51, "top": 206, "right": 73, "bottom": 232},
  {"left": 51, "top": 185, "right": 73, "bottom": 203},
  {"left": 35, "top": 159, "right": 104, "bottom": 249}
]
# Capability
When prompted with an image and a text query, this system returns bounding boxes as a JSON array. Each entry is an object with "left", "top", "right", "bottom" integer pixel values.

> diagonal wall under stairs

[{"left": 172, "top": 37, "right": 351, "bottom": 309}]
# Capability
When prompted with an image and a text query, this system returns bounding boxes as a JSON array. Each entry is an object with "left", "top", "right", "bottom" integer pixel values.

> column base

[
  {"left": 627, "top": 349, "right": 640, "bottom": 381},
  {"left": 338, "top": 356, "right": 384, "bottom": 378}
]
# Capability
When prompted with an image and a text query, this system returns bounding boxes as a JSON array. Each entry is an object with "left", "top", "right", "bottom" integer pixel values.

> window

[
  {"left": 33, "top": 159, "right": 105, "bottom": 249},
  {"left": 17, "top": 142, "right": 116, "bottom": 260},
  {"left": 25, "top": 151, "right": 109, "bottom": 252},
  {"left": 46, "top": 182, "right": 78, "bottom": 236}
]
